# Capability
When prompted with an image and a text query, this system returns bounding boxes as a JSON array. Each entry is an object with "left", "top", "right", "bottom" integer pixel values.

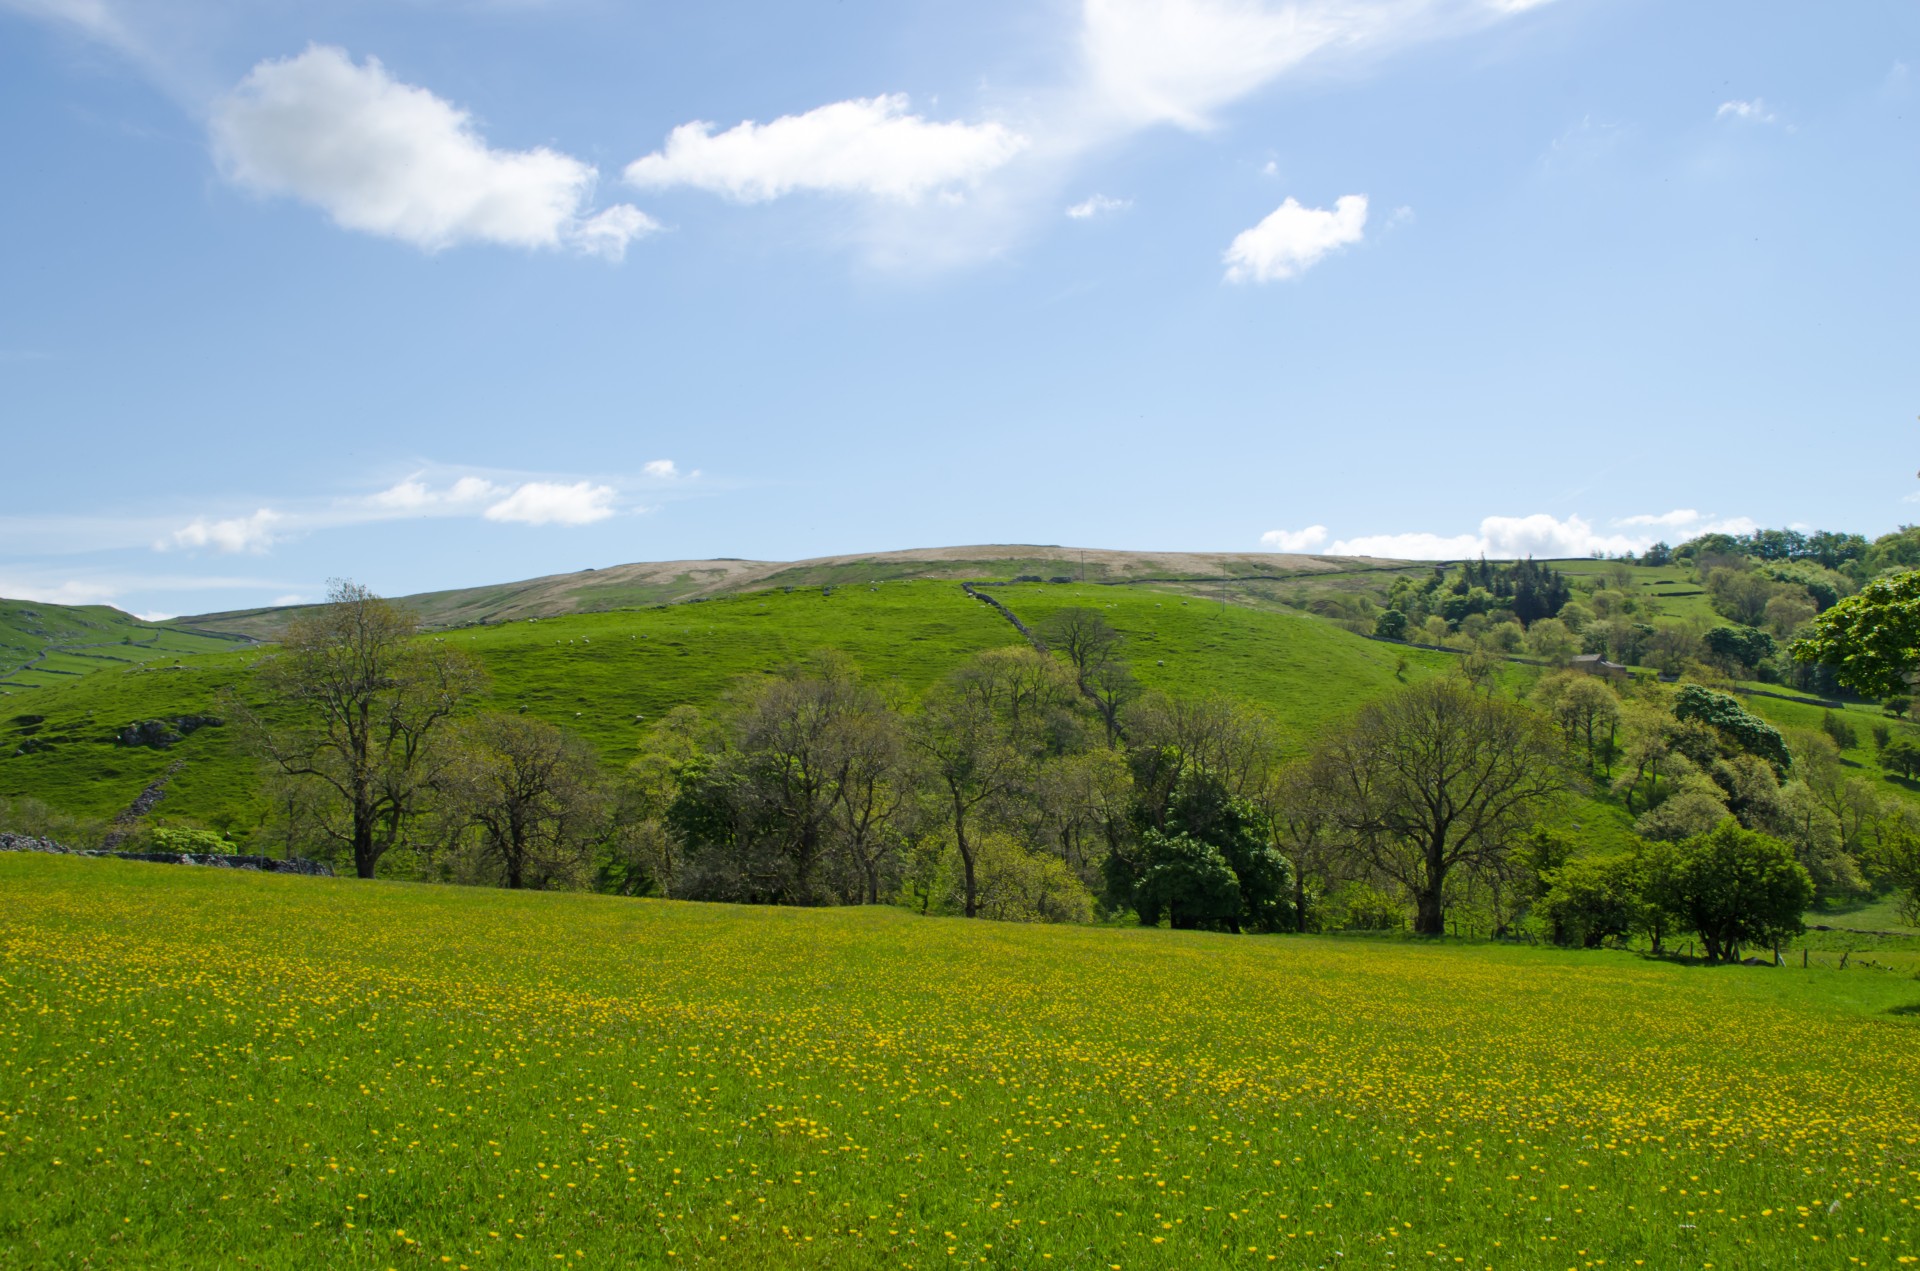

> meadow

[{"left": 4, "top": 853, "right": 1919, "bottom": 1269}]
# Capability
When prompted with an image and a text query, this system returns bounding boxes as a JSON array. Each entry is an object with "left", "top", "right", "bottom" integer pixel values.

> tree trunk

[
  {"left": 1413, "top": 839, "right": 1447, "bottom": 935},
  {"left": 352, "top": 807, "right": 377, "bottom": 880},
  {"left": 949, "top": 788, "right": 978, "bottom": 918},
  {"left": 1294, "top": 868, "right": 1309, "bottom": 934}
]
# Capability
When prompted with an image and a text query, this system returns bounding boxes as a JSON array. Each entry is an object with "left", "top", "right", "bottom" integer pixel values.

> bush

[
  {"left": 1886, "top": 696, "right": 1913, "bottom": 719},
  {"left": 1330, "top": 882, "right": 1406, "bottom": 932},
  {"left": 1820, "top": 710, "right": 1858, "bottom": 751},
  {"left": 148, "top": 826, "right": 234, "bottom": 855}
]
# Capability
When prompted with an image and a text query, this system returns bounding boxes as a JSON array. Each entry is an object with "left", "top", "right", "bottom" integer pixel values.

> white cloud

[
  {"left": 1260, "top": 525, "right": 1329, "bottom": 552},
  {"left": 1715, "top": 98, "right": 1776, "bottom": 124},
  {"left": 1066, "top": 194, "right": 1131, "bottom": 219},
  {"left": 624, "top": 95, "right": 1027, "bottom": 204},
  {"left": 1223, "top": 194, "right": 1367, "bottom": 282},
  {"left": 1079, "top": 0, "right": 1558, "bottom": 131},
  {"left": 1326, "top": 513, "right": 1661, "bottom": 560},
  {"left": 211, "top": 45, "right": 657, "bottom": 258},
  {"left": 1612, "top": 509, "right": 1756, "bottom": 538},
  {"left": 132, "top": 609, "right": 178, "bottom": 622},
  {"left": 270, "top": 594, "right": 306, "bottom": 607},
  {"left": 367, "top": 475, "right": 503, "bottom": 511},
  {"left": 1615, "top": 508, "right": 1702, "bottom": 528},
  {"left": 483, "top": 481, "right": 618, "bottom": 526},
  {"left": 642, "top": 459, "right": 680, "bottom": 479},
  {"left": 160, "top": 508, "right": 281, "bottom": 555}
]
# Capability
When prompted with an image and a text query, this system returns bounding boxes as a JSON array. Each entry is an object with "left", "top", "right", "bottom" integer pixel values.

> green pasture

[{"left": 3, "top": 854, "right": 1918, "bottom": 1269}]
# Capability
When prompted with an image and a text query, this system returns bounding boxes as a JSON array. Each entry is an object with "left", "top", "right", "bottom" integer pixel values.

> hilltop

[{"left": 167, "top": 544, "right": 1414, "bottom": 639}]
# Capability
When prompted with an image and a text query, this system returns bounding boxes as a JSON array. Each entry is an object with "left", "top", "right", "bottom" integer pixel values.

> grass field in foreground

[{"left": 5, "top": 856, "right": 1920, "bottom": 1269}]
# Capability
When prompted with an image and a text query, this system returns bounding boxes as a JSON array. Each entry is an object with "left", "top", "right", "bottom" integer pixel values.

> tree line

[{"left": 188, "top": 576, "right": 1920, "bottom": 963}]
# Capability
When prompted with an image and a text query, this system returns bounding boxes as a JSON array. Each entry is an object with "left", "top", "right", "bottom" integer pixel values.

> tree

[
  {"left": 1524, "top": 617, "right": 1578, "bottom": 663},
  {"left": 829, "top": 706, "right": 909, "bottom": 904},
  {"left": 1132, "top": 831, "right": 1242, "bottom": 930},
  {"left": 1265, "top": 763, "right": 1345, "bottom": 932},
  {"left": 1672, "top": 685, "right": 1790, "bottom": 771},
  {"left": 910, "top": 647, "right": 1079, "bottom": 917},
  {"left": 438, "top": 712, "right": 603, "bottom": 889},
  {"left": 1373, "top": 609, "right": 1409, "bottom": 641},
  {"left": 1704, "top": 625, "right": 1776, "bottom": 673},
  {"left": 1882, "top": 734, "right": 1920, "bottom": 780},
  {"left": 245, "top": 580, "right": 486, "bottom": 879},
  {"left": 1538, "top": 674, "right": 1620, "bottom": 775},
  {"left": 1309, "top": 679, "right": 1567, "bottom": 935},
  {"left": 730, "top": 654, "right": 888, "bottom": 903},
  {"left": 1665, "top": 819, "right": 1812, "bottom": 963},
  {"left": 1040, "top": 608, "right": 1140, "bottom": 746},
  {"left": 1792, "top": 570, "right": 1920, "bottom": 699},
  {"left": 1538, "top": 853, "right": 1644, "bottom": 948},
  {"left": 1156, "top": 769, "right": 1293, "bottom": 933},
  {"left": 1867, "top": 818, "right": 1920, "bottom": 926}
]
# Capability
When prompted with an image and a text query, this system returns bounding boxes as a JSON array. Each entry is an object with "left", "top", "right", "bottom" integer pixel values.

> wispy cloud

[
  {"left": 1066, "top": 193, "right": 1131, "bottom": 219},
  {"left": 1715, "top": 97, "right": 1776, "bottom": 124}
]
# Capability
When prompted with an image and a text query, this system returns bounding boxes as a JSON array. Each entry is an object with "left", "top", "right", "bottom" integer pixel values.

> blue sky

[{"left": 1, "top": 0, "right": 1915, "bottom": 618}]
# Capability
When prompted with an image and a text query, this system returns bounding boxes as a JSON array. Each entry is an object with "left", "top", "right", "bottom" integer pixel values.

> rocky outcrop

[
  {"left": 114, "top": 715, "right": 222, "bottom": 749},
  {"left": 0, "top": 833, "right": 333, "bottom": 876}
]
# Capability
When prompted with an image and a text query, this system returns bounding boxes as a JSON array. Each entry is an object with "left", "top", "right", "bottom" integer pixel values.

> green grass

[
  {"left": 4, "top": 853, "right": 1918, "bottom": 1268},
  {"left": 0, "top": 599, "right": 241, "bottom": 691},
  {"left": 0, "top": 582, "right": 1466, "bottom": 846}
]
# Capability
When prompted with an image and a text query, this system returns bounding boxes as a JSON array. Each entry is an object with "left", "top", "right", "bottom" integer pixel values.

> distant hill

[
  {"left": 0, "top": 598, "right": 249, "bottom": 691},
  {"left": 169, "top": 545, "right": 1414, "bottom": 640}
]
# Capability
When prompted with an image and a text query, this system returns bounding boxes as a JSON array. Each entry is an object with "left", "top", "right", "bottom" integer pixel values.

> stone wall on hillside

[{"left": 0, "top": 833, "right": 334, "bottom": 876}]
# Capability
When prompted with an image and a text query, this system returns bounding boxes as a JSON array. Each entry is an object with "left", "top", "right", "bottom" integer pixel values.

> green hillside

[
  {"left": 1, "top": 580, "right": 1451, "bottom": 842},
  {"left": 166, "top": 544, "right": 1417, "bottom": 640},
  {"left": 0, "top": 598, "right": 244, "bottom": 691}
]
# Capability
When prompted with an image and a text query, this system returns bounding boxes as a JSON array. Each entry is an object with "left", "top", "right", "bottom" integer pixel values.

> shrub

[
  {"left": 148, "top": 826, "right": 234, "bottom": 855},
  {"left": 1820, "top": 710, "right": 1858, "bottom": 751}
]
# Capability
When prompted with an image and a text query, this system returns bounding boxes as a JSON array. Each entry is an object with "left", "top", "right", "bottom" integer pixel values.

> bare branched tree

[
  {"left": 240, "top": 580, "right": 486, "bottom": 878},
  {"left": 1309, "top": 679, "right": 1567, "bottom": 935}
]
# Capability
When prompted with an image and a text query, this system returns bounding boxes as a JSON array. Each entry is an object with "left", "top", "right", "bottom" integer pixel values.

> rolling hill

[
  {"left": 2, "top": 577, "right": 1460, "bottom": 842},
  {"left": 0, "top": 598, "right": 248, "bottom": 691},
  {"left": 1, "top": 550, "right": 1902, "bottom": 861},
  {"left": 167, "top": 544, "right": 1418, "bottom": 639}
]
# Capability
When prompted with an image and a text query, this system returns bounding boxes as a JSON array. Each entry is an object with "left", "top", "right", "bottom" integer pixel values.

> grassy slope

[
  {"left": 4, "top": 854, "right": 1918, "bottom": 1268},
  {"left": 4, "top": 582, "right": 1441, "bottom": 841},
  {"left": 0, "top": 599, "right": 242, "bottom": 691},
  {"left": 167, "top": 546, "right": 1413, "bottom": 641}
]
